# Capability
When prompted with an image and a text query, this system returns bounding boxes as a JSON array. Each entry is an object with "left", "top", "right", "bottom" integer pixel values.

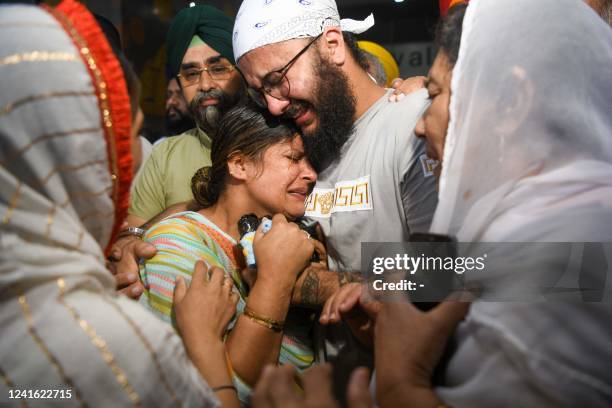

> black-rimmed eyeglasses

[{"left": 248, "top": 34, "right": 322, "bottom": 108}]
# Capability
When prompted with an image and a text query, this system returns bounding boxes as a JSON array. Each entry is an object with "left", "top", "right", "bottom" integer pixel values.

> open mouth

[
  {"left": 288, "top": 187, "right": 309, "bottom": 201},
  {"left": 294, "top": 108, "right": 314, "bottom": 128},
  {"left": 285, "top": 101, "right": 314, "bottom": 127}
]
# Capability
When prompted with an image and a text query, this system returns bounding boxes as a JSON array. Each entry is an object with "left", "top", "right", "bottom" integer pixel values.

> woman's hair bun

[{"left": 191, "top": 166, "right": 217, "bottom": 208}]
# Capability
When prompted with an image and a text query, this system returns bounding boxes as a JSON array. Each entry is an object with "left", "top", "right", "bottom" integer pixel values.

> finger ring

[{"left": 303, "top": 231, "right": 311, "bottom": 240}]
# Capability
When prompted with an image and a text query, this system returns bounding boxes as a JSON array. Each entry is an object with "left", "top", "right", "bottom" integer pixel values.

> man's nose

[
  {"left": 265, "top": 94, "right": 290, "bottom": 116},
  {"left": 198, "top": 71, "right": 215, "bottom": 93},
  {"left": 166, "top": 96, "right": 178, "bottom": 109}
]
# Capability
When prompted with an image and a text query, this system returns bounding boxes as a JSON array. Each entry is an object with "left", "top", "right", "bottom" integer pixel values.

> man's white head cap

[{"left": 232, "top": 0, "right": 374, "bottom": 62}]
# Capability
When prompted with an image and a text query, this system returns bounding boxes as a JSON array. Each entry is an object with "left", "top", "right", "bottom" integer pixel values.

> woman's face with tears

[{"left": 241, "top": 135, "right": 317, "bottom": 219}]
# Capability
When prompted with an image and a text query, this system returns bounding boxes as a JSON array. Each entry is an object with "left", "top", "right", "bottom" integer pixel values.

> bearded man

[
  {"left": 234, "top": 0, "right": 437, "bottom": 273},
  {"left": 128, "top": 5, "right": 243, "bottom": 226},
  {"left": 164, "top": 77, "right": 194, "bottom": 137}
]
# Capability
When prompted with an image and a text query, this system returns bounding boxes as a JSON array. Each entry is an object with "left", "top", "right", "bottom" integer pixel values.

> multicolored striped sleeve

[{"left": 138, "top": 215, "right": 227, "bottom": 325}]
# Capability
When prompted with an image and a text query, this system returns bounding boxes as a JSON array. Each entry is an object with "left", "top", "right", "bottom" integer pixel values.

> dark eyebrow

[
  {"left": 180, "top": 62, "right": 199, "bottom": 70},
  {"left": 205, "top": 55, "right": 225, "bottom": 65}
]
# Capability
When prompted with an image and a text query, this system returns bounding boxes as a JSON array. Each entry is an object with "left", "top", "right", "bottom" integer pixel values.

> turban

[
  {"left": 166, "top": 5, "right": 234, "bottom": 79},
  {"left": 233, "top": 0, "right": 374, "bottom": 61},
  {"left": 358, "top": 41, "right": 400, "bottom": 87}
]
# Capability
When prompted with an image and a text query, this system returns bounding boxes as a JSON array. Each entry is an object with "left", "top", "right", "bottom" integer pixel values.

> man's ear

[
  {"left": 227, "top": 153, "right": 249, "bottom": 181},
  {"left": 320, "top": 26, "right": 346, "bottom": 66}
]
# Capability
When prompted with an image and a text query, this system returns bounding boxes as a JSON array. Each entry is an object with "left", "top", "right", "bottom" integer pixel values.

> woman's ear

[
  {"left": 320, "top": 26, "right": 346, "bottom": 66},
  {"left": 227, "top": 153, "right": 249, "bottom": 181},
  {"left": 494, "top": 65, "right": 534, "bottom": 135}
]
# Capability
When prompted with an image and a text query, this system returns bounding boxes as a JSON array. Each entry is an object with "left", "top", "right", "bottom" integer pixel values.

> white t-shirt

[{"left": 305, "top": 89, "right": 438, "bottom": 272}]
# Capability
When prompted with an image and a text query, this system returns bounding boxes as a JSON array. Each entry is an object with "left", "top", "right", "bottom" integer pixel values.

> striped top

[{"left": 138, "top": 211, "right": 314, "bottom": 403}]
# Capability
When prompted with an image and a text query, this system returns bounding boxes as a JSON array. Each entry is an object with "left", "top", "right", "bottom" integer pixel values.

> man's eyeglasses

[
  {"left": 177, "top": 63, "right": 235, "bottom": 87},
  {"left": 248, "top": 34, "right": 322, "bottom": 108}
]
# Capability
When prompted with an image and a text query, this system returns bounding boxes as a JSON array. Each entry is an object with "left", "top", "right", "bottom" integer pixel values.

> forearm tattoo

[
  {"left": 299, "top": 269, "right": 320, "bottom": 308},
  {"left": 293, "top": 269, "right": 364, "bottom": 308}
]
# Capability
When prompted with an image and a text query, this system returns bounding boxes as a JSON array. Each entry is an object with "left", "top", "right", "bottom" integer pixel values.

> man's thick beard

[
  {"left": 190, "top": 88, "right": 242, "bottom": 136},
  {"left": 298, "top": 56, "right": 356, "bottom": 173}
]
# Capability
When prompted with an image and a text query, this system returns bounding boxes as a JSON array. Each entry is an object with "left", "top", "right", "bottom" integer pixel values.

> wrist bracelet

[
  {"left": 211, "top": 384, "right": 237, "bottom": 393},
  {"left": 243, "top": 307, "right": 284, "bottom": 332},
  {"left": 117, "top": 226, "right": 146, "bottom": 240},
  {"left": 244, "top": 306, "right": 284, "bottom": 326}
]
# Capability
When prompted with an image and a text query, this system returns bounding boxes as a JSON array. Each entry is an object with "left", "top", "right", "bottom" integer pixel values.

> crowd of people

[{"left": 1, "top": 0, "right": 611, "bottom": 407}]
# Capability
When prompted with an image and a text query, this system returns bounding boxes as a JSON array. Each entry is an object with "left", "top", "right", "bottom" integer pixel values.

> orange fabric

[
  {"left": 450, "top": 0, "right": 468, "bottom": 8},
  {"left": 440, "top": 0, "right": 469, "bottom": 17},
  {"left": 194, "top": 219, "right": 243, "bottom": 269},
  {"left": 45, "top": 0, "right": 133, "bottom": 256}
]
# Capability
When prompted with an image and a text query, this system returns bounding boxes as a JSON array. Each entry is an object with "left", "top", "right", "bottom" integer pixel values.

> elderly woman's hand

[
  {"left": 319, "top": 283, "right": 380, "bottom": 349},
  {"left": 174, "top": 261, "right": 238, "bottom": 344},
  {"left": 374, "top": 299, "right": 470, "bottom": 407},
  {"left": 388, "top": 76, "right": 427, "bottom": 102},
  {"left": 174, "top": 261, "right": 240, "bottom": 408},
  {"left": 107, "top": 234, "right": 156, "bottom": 299}
]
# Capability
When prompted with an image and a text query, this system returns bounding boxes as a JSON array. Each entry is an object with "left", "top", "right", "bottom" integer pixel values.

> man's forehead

[
  {"left": 168, "top": 78, "right": 180, "bottom": 89},
  {"left": 181, "top": 42, "right": 223, "bottom": 65}
]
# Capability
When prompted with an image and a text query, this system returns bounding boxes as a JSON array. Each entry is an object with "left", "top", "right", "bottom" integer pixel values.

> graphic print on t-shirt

[
  {"left": 419, "top": 154, "right": 439, "bottom": 177},
  {"left": 305, "top": 175, "right": 373, "bottom": 218}
]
